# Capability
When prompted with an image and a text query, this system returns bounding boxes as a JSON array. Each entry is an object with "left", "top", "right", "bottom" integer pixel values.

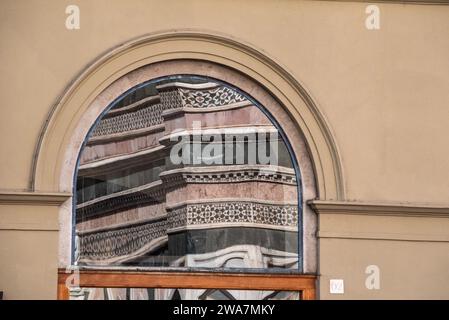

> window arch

[
  {"left": 69, "top": 75, "right": 312, "bottom": 299},
  {"left": 48, "top": 43, "right": 331, "bottom": 298}
]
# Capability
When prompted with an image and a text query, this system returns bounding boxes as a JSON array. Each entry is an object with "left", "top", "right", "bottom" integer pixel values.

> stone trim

[
  {"left": 309, "top": 200, "right": 449, "bottom": 218},
  {"left": 76, "top": 214, "right": 168, "bottom": 236},
  {"left": 319, "top": 0, "right": 449, "bottom": 5},
  {"left": 156, "top": 82, "right": 219, "bottom": 90},
  {"left": 161, "top": 101, "right": 252, "bottom": 119},
  {"left": 86, "top": 124, "right": 165, "bottom": 146},
  {"left": 0, "top": 191, "right": 71, "bottom": 206},
  {"left": 78, "top": 145, "right": 165, "bottom": 174},
  {"left": 160, "top": 165, "right": 297, "bottom": 186},
  {"left": 78, "top": 234, "right": 168, "bottom": 265},
  {"left": 104, "top": 96, "right": 161, "bottom": 118},
  {"left": 77, "top": 216, "right": 167, "bottom": 261},
  {"left": 317, "top": 231, "right": 449, "bottom": 243},
  {"left": 167, "top": 222, "right": 298, "bottom": 233},
  {"left": 76, "top": 180, "right": 163, "bottom": 209},
  {"left": 158, "top": 125, "right": 279, "bottom": 146},
  {"left": 76, "top": 181, "right": 165, "bottom": 220},
  {"left": 167, "top": 198, "right": 299, "bottom": 209}
]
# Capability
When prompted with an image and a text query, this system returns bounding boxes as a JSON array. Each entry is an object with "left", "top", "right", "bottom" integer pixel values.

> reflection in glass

[
  {"left": 70, "top": 287, "right": 300, "bottom": 300},
  {"left": 75, "top": 76, "right": 301, "bottom": 271}
]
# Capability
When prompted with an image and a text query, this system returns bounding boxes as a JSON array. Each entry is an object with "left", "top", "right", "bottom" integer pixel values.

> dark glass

[{"left": 74, "top": 76, "right": 301, "bottom": 271}]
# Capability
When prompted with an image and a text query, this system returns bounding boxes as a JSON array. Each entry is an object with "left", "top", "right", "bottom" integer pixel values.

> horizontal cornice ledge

[
  {"left": 161, "top": 102, "right": 252, "bottom": 119},
  {"left": 0, "top": 191, "right": 72, "bottom": 206},
  {"left": 315, "top": 0, "right": 449, "bottom": 5},
  {"left": 86, "top": 124, "right": 165, "bottom": 146},
  {"left": 308, "top": 200, "right": 449, "bottom": 218}
]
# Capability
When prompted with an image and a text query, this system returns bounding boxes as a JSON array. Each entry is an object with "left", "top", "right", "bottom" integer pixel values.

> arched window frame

[{"left": 31, "top": 31, "right": 346, "bottom": 300}]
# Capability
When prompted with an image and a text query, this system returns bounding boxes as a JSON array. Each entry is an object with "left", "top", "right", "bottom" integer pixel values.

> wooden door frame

[{"left": 58, "top": 268, "right": 317, "bottom": 300}]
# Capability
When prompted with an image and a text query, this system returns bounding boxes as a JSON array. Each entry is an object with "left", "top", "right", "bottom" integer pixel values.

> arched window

[{"left": 68, "top": 74, "right": 314, "bottom": 300}]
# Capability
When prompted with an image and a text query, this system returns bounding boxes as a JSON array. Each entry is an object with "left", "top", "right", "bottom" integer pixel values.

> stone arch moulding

[{"left": 32, "top": 30, "right": 345, "bottom": 203}]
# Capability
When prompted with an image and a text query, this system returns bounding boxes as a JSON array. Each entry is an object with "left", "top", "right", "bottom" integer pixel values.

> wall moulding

[
  {"left": 31, "top": 29, "right": 345, "bottom": 202},
  {"left": 312, "top": 200, "right": 449, "bottom": 243},
  {"left": 0, "top": 191, "right": 71, "bottom": 206},
  {"left": 316, "top": 0, "right": 449, "bottom": 5},
  {"left": 309, "top": 200, "right": 449, "bottom": 218}
]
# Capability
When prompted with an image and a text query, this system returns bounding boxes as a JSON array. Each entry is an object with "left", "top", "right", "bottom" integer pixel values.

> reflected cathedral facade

[{"left": 73, "top": 77, "right": 301, "bottom": 299}]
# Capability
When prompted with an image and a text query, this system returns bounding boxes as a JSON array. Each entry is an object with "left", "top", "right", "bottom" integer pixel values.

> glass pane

[
  {"left": 74, "top": 75, "right": 301, "bottom": 270},
  {"left": 70, "top": 287, "right": 300, "bottom": 300}
]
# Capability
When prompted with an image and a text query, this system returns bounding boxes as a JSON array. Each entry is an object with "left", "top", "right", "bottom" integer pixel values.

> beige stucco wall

[
  {"left": 0, "top": 203, "right": 59, "bottom": 299},
  {"left": 0, "top": 0, "right": 448, "bottom": 299},
  {"left": 317, "top": 207, "right": 449, "bottom": 299}
]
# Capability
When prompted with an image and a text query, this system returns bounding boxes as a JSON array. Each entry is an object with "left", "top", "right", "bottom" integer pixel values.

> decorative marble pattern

[
  {"left": 184, "top": 170, "right": 296, "bottom": 185},
  {"left": 159, "top": 89, "right": 184, "bottom": 110},
  {"left": 78, "top": 200, "right": 297, "bottom": 261},
  {"left": 91, "top": 84, "right": 248, "bottom": 137},
  {"left": 168, "top": 201, "right": 298, "bottom": 230},
  {"left": 179, "top": 86, "right": 247, "bottom": 108},
  {"left": 76, "top": 187, "right": 165, "bottom": 220},
  {"left": 161, "top": 167, "right": 297, "bottom": 188},
  {"left": 78, "top": 218, "right": 167, "bottom": 260},
  {"left": 91, "top": 103, "right": 166, "bottom": 136}
]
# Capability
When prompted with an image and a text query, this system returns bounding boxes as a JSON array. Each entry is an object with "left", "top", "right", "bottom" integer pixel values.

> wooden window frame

[{"left": 57, "top": 269, "right": 316, "bottom": 300}]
